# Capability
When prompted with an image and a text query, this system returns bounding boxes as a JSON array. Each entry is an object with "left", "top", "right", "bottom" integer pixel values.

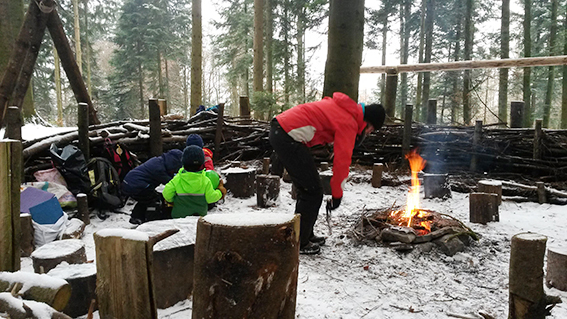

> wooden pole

[
  {"left": 402, "top": 105, "right": 412, "bottom": 157},
  {"left": 149, "top": 99, "right": 162, "bottom": 157},
  {"left": 46, "top": 9, "right": 100, "bottom": 125},
  {"left": 426, "top": 99, "right": 437, "bottom": 125},
  {"left": 262, "top": 157, "right": 270, "bottom": 175},
  {"left": 470, "top": 120, "right": 482, "bottom": 172},
  {"left": 0, "top": 141, "right": 21, "bottom": 272},
  {"left": 214, "top": 103, "right": 225, "bottom": 160},
  {"left": 536, "top": 182, "right": 546, "bottom": 204},
  {"left": 384, "top": 70, "right": 398, "bottom": 120},
  {"left": 78, "top": 102, "right": 89, "bottom": 161},
  {"left": 320, "top": 162, "right": 329, "bottom": 171},
  {"left": 510, "top": 101, "right": 525, "bottom": 128},
  {"left": 371, "top": 163, "right": 383, "bottom": 188},
  {"left": 508, "top": 232, "right": 548, "bottom": 319},
  {"left": 158, "top": 99, "right": 167, "bottom": 116},
  {"left": 0, "top": 0, "right": 53, "bottom": 127},
  {"left": 76, "top": 193, "right": 90, "bottom": 226},
  {"left": 192, "top": 213, "right": 300, "bottom": 319},
  {"left": 533, "top": 119, "right": 543, "bottom": 160},
  {"left": 361, "top": 55, "right": 567, "bottom": 74},
  {"left": 239, "top": 96, "right": 251, "bottom": 123}
]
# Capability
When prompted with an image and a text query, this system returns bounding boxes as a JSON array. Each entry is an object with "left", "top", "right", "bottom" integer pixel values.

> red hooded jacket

[{"left": 275, "top": 92, "right": 366, "bottom": 198}]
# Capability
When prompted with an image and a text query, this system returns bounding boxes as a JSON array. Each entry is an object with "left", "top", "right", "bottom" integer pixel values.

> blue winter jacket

[{"left": 121, "top": 149, "right": 183, "bottom": 196}]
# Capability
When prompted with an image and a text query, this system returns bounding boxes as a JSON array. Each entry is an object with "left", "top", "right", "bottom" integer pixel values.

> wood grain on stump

[
  {"left": 225, "top": 167, "right": 256, "bottom": 198},
  {"left": 469, "top": 193, "right": 499, "bottom": 224},
  {"left": 478, "top": 180, "right": 502, "bottom": 205},
  {"left": 193, "top": 213, "right": 300, "bottom": 319}
]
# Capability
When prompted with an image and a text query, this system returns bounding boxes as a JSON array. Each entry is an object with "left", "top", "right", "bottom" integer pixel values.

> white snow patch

[
  {"left": 0, "top": 271, "right": 68, "bottom": 292},
  {"left": 47, "top": 262, "right": 97, "bottom": 280},
  {"left": 203, "top": 212, "right": 295, "bottom": 226},
  {"left": 223, "top": 167, "right": 256, "bottom": 174},
  {"left": 30, "top": 239, "right": 84, "bottom": 259},
  {"left": 95, "top": 228, "right": 149, "bottom": 241}
]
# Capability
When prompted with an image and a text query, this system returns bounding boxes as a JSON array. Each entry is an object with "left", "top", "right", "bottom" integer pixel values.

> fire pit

[{"left": 351, "top": 150, "right": 478, "bottom": 256}]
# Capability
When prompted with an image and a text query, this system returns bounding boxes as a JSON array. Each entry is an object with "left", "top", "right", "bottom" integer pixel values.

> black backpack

[
  {"left": 102, "top": 138, "right": 137, "bottom": 181},
  {"left": 87, "top": 157, "right": 123, "bottom": 210},
  {"left": 49, "top": 144, "right": 91, "bottom": 195}
]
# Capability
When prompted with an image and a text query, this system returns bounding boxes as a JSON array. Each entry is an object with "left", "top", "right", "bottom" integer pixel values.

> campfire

[{"left": 351, "top": 150, "right": 479, "bottom": 256}]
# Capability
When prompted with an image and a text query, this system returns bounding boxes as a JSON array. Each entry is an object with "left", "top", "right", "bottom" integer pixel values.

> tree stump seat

[
  {"left": 136, "top": 217, "right": 199, "bottom": 309},
  {"left": 256, "top": 174, "right": 280, "bottom": 208},
  {"left": 224, "top": 167, "right": 256, "bottom": 198},
  {"left": 477, "top": 180, "right": 503, "bottom": 205},
  {"left": 31, "top": 239, "right": 86, "bottom": 274},
  {"left": 546, "top": 246, "right": 567, "bottom": 291},
  {"left": 47, "top": 262, "right": 97, "bottom": 317},
  {"left": 423, "top": 173, "right": 451, "bottom": 199},
  {"left": 0, "top": 271, "right": 71, "bottom": 311}
]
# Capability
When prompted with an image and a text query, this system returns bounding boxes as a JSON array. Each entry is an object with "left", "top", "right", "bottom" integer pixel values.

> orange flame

[{"left": 402, "top": 149, "right": 426, "bottom": 227}]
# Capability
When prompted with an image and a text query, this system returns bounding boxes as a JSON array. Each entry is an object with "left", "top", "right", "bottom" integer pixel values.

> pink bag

[{"left": 33, "top": 167, "right": 68, "bottom": 187}]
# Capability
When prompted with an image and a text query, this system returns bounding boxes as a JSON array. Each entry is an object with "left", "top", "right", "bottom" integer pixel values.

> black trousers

[{"left": 269, "top": 119, "right": 323, "bottom": 247}]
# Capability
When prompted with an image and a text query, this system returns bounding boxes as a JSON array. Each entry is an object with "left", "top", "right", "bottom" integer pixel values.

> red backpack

[{"left": 102, "top": 138, "right": 137, "bottom": 180}]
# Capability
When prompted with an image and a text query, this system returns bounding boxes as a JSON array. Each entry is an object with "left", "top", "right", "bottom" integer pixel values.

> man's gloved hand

[
  {"left": 218, "top": 179, "right": 227, "bottom": 199},
  {"left": 326, "top": 197, "right": 342, "bottom": 211}
]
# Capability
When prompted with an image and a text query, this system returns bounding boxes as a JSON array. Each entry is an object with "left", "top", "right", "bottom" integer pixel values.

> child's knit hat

[{"left": 182, "top": 145, "right": 205, "bottom": 171}]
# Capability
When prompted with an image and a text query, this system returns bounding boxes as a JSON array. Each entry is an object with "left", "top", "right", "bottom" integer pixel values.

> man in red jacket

[{"left": 269, "top": 92, "right": 385, "bottom": 254}]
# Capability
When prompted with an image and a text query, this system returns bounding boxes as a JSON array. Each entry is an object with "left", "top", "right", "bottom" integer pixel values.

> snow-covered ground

[{"left": 12, "top": 124, "right": 567, "bottom": 318}]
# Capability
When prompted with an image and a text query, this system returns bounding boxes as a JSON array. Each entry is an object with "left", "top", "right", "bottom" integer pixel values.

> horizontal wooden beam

[{"left": 360, "top": 55, "right": 567, "bottom": 74}]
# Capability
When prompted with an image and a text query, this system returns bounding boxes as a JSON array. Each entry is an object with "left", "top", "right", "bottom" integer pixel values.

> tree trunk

[
  {"left": 253, "top": 0, "right": 264, "bottom": 94},
  {"left": 508, "top": 232, "right": 548, "bottom": 319},
  {"left": 562, "top": 7, "right": 567, "bottom": 129},
  {"left": 421, "top": 0, "right": 434, "bottom": 122},
  {"left": 462, "top": 0, "right": 474, "bottom": 125},
  {"left": 543, "top": 0, "right": 558, "bottom": 128},
  {"left": 138, "top": 58, "right": 144, "bottom": 118},
  {"left": 451, "top": 1, "right": 462, "bottom": 125},
  {"left": 192, "top": 213, "right": 300, "bottom": 319},
  {"left": 380, "top": 13, "right": 388, "bottom": 104},
  {"left": 83, "top": 0, "right": 92, "bottom": 95},
  {"left": 54, "top": 45, "right": 63, "bottom": 126},
  {"left": 191, "top": 0, "right": 202, "bottom": 115},
  {"left": 523, "top": 0, "right": 532, "bottom": 127},
  {"left": 498, "top": 0, "right": 510, "bottom": 126},
  {"left": 283, "top": 0, "right": 290, "bottom": 106},
  {"left": 183, "top": 65, "right": 189, "bottom": 118},
  {"left": 399, "top": 0, "right": 410, "bottom": 115},
  {"left": 323, "top": 0, "right": 365, "bottom": 100},
  {"left": 94, "top": 229, "right": 159, "bottom": 319},
  {"left": 72, "top": 0, "right": 82, "bottom": 74},
  {"left": 415, "top": 0, "right": 426, "bottom": 119},
  {"left": 0, "top": 141, "right": 21, "bottom": 272},
  {"left": 266, "top": 0, "right": 273, "bottom": 94},
  {"left": 296, "top": 1, "right": 305, "bottom": 104}
]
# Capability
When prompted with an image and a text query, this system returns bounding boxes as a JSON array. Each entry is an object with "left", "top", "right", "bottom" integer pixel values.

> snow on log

[
  {"left": 0, "top": 292, "right": 72, "bottom": 319},
  {"left": 31, "top": 239, "right": 87, "bottom": 273},
  {"left": 224, "top": 167, "right": 256, "bottom": 198},
  {"left": 192, "top": 213, "right": 300, "bottom": 319},
  {"left": 0, "top": 271, "right": 71, "bottom": 311}
]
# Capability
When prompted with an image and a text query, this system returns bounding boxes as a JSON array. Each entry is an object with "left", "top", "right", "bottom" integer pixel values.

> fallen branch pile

[{"left": 21, "top": 113, "right": 567, "bottom": 183}]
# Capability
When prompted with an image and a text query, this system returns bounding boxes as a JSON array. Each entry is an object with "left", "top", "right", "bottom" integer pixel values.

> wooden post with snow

[
  {"left": 509, "top": 232, "right": 550, "bottom": 319},
  {"left": 94, "top": 228, "right": 178, "bottom": 319},
  {"left": 78, "top": 102, "right": 90, "bottom": 161},
  {"left": 0, "top": 140, "right": 21, "bottom": 272},
  {"left": 320, "top": 162, "right": 329, "bottom": 171},
  {"left": 533, "top": 119, "right": 543, "bottom": 160},
  {"left": 149, "top": 98, "right": 162, "bottom": 157},
  {"left": 477, "top": 180, "right": 502, "bottom": 205},
  {"left": 262, "top": 157, "right": 270, "bottom": 175},
  {"left": 384, "top": 69, "right": 398, "bottom": 120},
  {"left": 192, "top": 213, "right": 300, "bottom": 319},
  {"left": 76, "top": 193, "right": 90, "bottom": 225}
]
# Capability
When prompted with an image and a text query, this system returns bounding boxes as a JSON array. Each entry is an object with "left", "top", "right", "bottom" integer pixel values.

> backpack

[
  {"left": 87, "top": 157, "right": 123, "bottom": 210},
  {"left": 102, "top": 138, "right": 137, "bottom": 181},
  {"left": 49, "top": 144, "right": 91, "bottom": 195}
]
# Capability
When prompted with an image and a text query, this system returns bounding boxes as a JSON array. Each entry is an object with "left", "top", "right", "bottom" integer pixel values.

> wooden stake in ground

[
  {"left": 192, "top": 213, "right": 300, "bottom": 319},
  {"left": 94, "top": 228, "right": 178, "bottom": 319},
  {"left": 371, "top": 163, "right": 383, "bottom": 188},
  {"left": 0, "top": 141, "right": 20, "bottom": 272},
  {"left": 508, "top": 232, "right": 553, "bottom": 319}
]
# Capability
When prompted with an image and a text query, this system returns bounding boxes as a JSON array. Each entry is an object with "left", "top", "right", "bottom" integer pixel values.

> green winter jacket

[{"left": 163, "top": 168, "right": 222, "bottom": 218}]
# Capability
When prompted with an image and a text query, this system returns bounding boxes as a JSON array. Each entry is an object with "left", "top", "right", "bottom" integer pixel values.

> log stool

[
  {"left": 0, "top": 271, "right": 71, "bottom": 311},
  {"left": 193, "top": 213, "right": 300, "bottom": 319},
  {"left": 136, "top": 217, "right": 199, "bottom": 309},
  {"left": 320, "top": 170, "right": 332, "bottom": 195},
  {"left": 320, "top": 162, "right": 329, "bottom": 171},
  {"left": 48, "top": 262, "right": 97, "bottom": 317},
  {"left": 469, "top": 193, "right": 499, "bottom": 224},
  {"left": 61, "top": 218, "right": 86, "bottom": 239},
  {"left": 423, "top": 173, "right": 451, "bottom": 199},
  {"left": 225, "top": 167, "right": 256, "bottom": 198},
  {"left": 31, "top": 239, "right": 87, "bottom": 274},
  {"left": 256, "top": 174, "right": 280, "bottom": 207},
  {"left": 546, "top": 246, "right": 567, "bottom": 291},
  {"left": 477, "top": 180, "right": 502, "bottom": 205}
]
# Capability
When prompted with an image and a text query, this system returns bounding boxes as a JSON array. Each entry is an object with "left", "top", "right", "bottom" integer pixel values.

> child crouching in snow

[{"left": 163, "top": 145, "right": 227, "bottom": 218}]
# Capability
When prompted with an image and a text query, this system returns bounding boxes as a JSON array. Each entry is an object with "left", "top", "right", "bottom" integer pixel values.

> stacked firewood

[{"left": 21, "top": 112, "right": 567, "bottom": 181}]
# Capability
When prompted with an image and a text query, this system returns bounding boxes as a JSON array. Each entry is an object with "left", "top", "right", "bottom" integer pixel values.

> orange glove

[{"left": 218, "top": 179, "right": 227, "bottom": 199}]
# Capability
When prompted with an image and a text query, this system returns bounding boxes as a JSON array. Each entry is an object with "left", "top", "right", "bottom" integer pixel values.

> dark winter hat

[
  {"left": 182, "top": 145, "right": 205, "bottom": 171},
  {"left": 363, "top": 104, "right": 386, "bottom": 130},
  {"left": 185, "top": 134, "right": 204, "bottom": 148},
  {"left": 163, "top": 149, "right": 183, "bottom": 173}
]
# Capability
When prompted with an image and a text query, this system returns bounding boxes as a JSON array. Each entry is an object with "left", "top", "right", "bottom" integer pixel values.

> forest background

[{"left": 1, "top": 0, "right": 566, "bottom": 129}]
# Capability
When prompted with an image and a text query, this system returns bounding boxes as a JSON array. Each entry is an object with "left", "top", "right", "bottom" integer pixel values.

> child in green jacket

[{"left": 163, "top": 145, "right": 226, "bottom": 218}]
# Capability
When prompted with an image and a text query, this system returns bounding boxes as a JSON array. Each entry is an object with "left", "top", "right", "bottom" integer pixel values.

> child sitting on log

[
  {"left": 162, "top": 145, "right": 227, "bottom": 218},
  {"left": 186, "top": 134, "right": 214, "bottom": 170}
]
